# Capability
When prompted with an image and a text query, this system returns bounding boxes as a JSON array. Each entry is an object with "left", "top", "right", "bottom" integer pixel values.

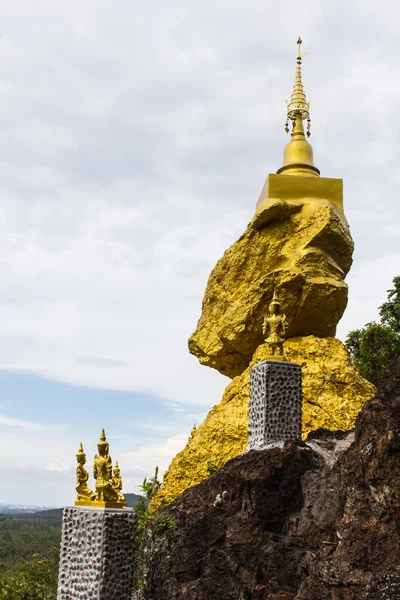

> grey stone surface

[
  {"left": 247, "top": 360, "right": 302, "bottom": 450},
  {"left": 57, "top": 506, "right": 136, "bottom": 600}
]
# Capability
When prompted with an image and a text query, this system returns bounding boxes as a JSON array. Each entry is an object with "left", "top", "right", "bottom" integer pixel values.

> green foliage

[
  {"left": 206, "top": 461, "right": 219, "bottom": 477},
  {"left": 345, "top": 276, "right": 400, "bottom": 384},
  {"left": 379, "top": 276, "right": 400, "bottom": 334},
  {"left": 165, "top": 551, "right": 176, "bottom": 570},
  {"left": 0, "top": 520, "right": 61, "bottom": 573},
  {"left": 133, "top": 471, "right": 176, "bottom": 590},
  {"left": 346, "top": 323, "right": 400, "bottom": 383},
  {"left": 139, "top": 470, "right": 161, "bottom": 502},
  {"left": 0, "top": 549, "right": 59, "bottom": 600},
  {"left": 139, "top": 477, "right": 154, "bottom": 499},
  {"left": 134, "top": 495, "right": 149, "bottom": 537},
  {"left": 133, "top": 475, "right": 155, "bottom": 591},
  {"left": 154, "top": 516, "right": 176, "bottom": 533}
]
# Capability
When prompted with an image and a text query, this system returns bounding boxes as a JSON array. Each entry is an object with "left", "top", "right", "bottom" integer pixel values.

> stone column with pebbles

[
  {"left": 247, "top": 359, "right": 302, "bottom": 450},
  {"left": 57, "top": 506, "right": 136, "bottom": 600}
]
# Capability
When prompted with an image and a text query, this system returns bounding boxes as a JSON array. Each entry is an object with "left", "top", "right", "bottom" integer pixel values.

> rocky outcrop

[
  {"left": 296, "top": 356, "right": 400, "bottom": 600},
  {"left": 158, "top": 193, "right": 374, "bottom": 506},
  {"left": 189, "top": 198, "right": 354, "bottom": 378},
  {"left": 153, "top": 337, "right": 375, "bottom": 509},
  {"left": 139, "top": 358, "right": 400, "bottom": 600}
]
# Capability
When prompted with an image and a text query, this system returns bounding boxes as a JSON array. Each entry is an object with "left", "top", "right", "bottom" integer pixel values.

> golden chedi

[{"left": 152, "top": 39, "right": 375, "bottom": 509}]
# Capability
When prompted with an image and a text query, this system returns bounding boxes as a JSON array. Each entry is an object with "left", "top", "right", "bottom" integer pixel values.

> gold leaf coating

[{"left": 152, "top": 338, "right": 375, "bottom": 510}]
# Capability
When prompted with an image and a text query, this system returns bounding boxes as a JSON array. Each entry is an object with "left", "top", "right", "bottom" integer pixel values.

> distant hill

[
  {"left": 124, "top": 493, "right": 141, "bottom": 507},
  {"left": 0, "top": 508, "right": 64, "bottom": 522},
  {"left": 0, "top": 492, "right": 141, "bottom": 522}
]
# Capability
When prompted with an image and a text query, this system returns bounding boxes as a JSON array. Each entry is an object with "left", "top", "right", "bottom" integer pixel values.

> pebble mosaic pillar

[
  {"left": 57, "top": 506, "right": 136, "bottom": 600},
  {"left": 247, "top": 360, "right": 302, "bottom": 450}
]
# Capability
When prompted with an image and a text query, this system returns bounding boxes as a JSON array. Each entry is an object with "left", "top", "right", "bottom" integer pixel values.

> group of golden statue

[
  {"left": 73, "top": 293, "right": 285, "bottom": 509},
  {"left": 75, "top": 429, "right": 127, "bottom": 508}
]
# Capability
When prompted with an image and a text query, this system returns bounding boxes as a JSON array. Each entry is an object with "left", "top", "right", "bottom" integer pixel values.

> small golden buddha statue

[
  {"left": 262, "top": 291, "right": 288, "bottom": 358},
  {"left": 93, "top": 429, "right": 124, "bottom": 507},
  {"left": 111, "top": 461, "right": 126, "bottom": 504},
  {"left": 75, "top": 442, "right": 95, "bottom": 506}
]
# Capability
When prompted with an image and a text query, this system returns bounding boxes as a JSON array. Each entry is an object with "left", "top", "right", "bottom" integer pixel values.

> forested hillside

[{"left": 0, "top": 519, "right": 61, "bottom": 572}]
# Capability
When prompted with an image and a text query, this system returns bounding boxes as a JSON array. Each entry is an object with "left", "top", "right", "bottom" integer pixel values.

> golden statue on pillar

[
  {"left": 75, "top": 442, "right": 96, "bottom": 506},
  {"left": 262, "top": 291, "right": 288, "bottom": 358},
  {"left": 111, "top": 461, "right": 126, "bottom": 504},
  {"left": 92, "top": 429, "right": 127, "bottom": 508}
]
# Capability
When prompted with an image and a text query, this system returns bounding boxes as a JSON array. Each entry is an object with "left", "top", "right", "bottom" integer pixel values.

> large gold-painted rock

[
  {"left": 152, "top": 336, "right": 375, "bottom": 509},
  {"left": 189, "top": 197, "right": 354, "bottom": 378}
]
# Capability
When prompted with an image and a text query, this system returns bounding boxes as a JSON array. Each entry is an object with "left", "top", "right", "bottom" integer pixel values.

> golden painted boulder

[
  {"left": 153, "top": 337, "right": 375, "bottom": 509},
  {"left": 189, "top": 197, "right": 353, "bottom": 378}
]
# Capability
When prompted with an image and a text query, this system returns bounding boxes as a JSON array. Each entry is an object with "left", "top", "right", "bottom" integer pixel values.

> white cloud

[
  {"left": 121, "top": 433, "right": 189, "bottom": 491},
  {"left": 0, "top": 415, "right": 49, "bottom": 430},
  {"left": 122, "top": 434, "right": 188, "bottom": 461},
  {"left": 46, "top": 459, "right": 72, "bottom": 473}
]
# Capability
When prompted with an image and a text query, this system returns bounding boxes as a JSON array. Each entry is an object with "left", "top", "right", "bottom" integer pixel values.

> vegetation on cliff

[{"left": 346, "top": 275, "right": 400, "bottom": 384}]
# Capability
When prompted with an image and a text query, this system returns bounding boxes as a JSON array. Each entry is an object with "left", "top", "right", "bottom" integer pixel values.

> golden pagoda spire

[
  {"left": 277, "top": 37, "right": 320, "bottom": 178},
  {"left": 285, "top": 37, "right": 311, "bottom": 135}
]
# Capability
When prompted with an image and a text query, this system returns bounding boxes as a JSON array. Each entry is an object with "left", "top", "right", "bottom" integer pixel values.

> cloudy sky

[{"left": 0, "top": 0, "right": 399, "bottom": 506}]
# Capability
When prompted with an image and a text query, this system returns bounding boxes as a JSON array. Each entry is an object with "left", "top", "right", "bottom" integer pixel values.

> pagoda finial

[
  {"left": 285, "top": 37, "right": 311, "bottom": 137},
  {"left": 278, "top": 37, "right": 320, "bottom": 177}
]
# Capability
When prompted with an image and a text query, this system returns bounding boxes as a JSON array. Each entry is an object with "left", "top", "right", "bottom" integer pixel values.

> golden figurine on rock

[
  {"left": 262, "top": 291, "right": 288, "bottom": 359},
  {"left": 74, "top": 429, "right": 127, "bottom": 509}
]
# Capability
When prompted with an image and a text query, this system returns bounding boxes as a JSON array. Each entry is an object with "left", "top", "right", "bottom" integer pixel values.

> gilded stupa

[{"left": 153, "top": 39, "right": 375, "bottom": 508}]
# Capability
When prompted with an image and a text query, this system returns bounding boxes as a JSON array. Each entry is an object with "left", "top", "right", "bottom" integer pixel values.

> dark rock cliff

[{"left": 138, "top": 358, "right": 400, "bottom": 600}]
